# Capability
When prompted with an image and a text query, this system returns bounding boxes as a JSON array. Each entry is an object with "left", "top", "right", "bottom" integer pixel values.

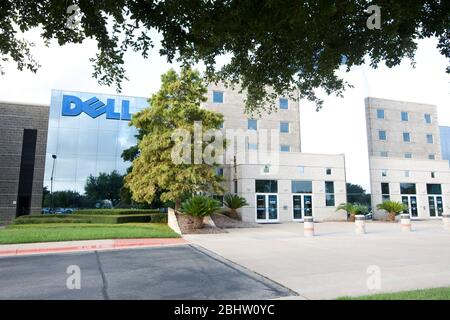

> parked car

[{"left": 41, "top": 208, "right": 51, "bottom": 214}]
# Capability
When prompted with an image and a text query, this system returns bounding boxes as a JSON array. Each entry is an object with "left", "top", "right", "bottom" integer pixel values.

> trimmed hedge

[
  {"left": 74, "top": 209, "right": 161, "bottom": 215},
  {"left": 13, "top": 213, "right": 167, "bottom": 225}
]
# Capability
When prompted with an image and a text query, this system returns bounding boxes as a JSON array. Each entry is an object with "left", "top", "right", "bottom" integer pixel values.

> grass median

[
  {"left": 0, "top": 223, "right": 180, "bottom": 244},
  {"left": 338, "top": 287, "right": 450, "bottom": 300}
]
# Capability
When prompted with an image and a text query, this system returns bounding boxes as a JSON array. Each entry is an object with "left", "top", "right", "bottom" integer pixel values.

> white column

[
  {"left": 400, "top": 213, "right": 412, "bottom": 232},
  {"left": 304, "top": 216, "right": 314, "bottom": 237},
  {"left": 355, "top": 215, "right": 366, "bottom": 234}
]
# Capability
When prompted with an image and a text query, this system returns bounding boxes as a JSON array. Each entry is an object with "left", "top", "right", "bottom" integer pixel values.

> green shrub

[
  {"left": 223, "top": 194, "right": 248, "bottom": 210},
  {"left": 73, "top": 209, "right": 161, "bottom": 215},
  {"left": 149, "top": 213, "right": 168, "bottom": 223},
  {"left": 181, "top": 195, "right": 222, "bottom": 217},
  {"left": 13, "top": 214, "right": 159, "bottom": 225},
  {"left": 13, "top": 215, "right": 86, "bottom": 224}
]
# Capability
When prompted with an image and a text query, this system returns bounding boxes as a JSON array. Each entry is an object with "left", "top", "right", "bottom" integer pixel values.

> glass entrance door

[
  {"left": 292, "top": 195, "right": 313, "bottom": 221},
  {"left": 428, "top": 196, "right": 443, "bottom": 217},
  {"left": 402, "top": 196, "right": 418, "bottom": 218},
  {"left": 256, "top": 194, "right": 278, "bottom": 223}
]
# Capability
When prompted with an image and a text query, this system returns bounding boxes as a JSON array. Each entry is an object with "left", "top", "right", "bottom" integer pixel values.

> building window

[
  {"left": 248, "top": 143, "right": 258, "bottom": 150},
  {"left": 381, "top": 169, "right": 388, "bottom": 177},
  {"left": 427, "top": 184, "right": 442, "bottom": 195},
  {"left": 381, "top": 183, "right": 390, "bottom": 202},
  {"left": 403, "top": 132, "right": 411, "bottom": 143},
  {"left": 326, "top": 168, "right": 332, "bottom": 175},
  {"left": 426, "top": 134, "right": 434, "bottom": 144},
  {"left": 380, "top": 151, "right": 388, "bottom": 157},
  {"left": 405, "top": 170, "right": 410, "bottom": 177},
  {"left": 401, "top": 111, "right": 409, "bottom": 121},
  {"left": 431, "top": 172, "right": 436, "bottom": 179},
  {"left": 248, "top": 119, "right": 257, "bottom": 130},
  {"left": 400, "top": 183, "right": 416, "bottom": 195},
  {"left": 425, "top": 114, "right": 432, "bottom": 124},
  {"left": 215, "top": 167, "right": 224, "bottom": 177},
  {"left": 212, "top": 91, "right": 224, "bottom": 103},
  {"left": 292, "top": 181, "right": 313, "bottom": 194},
  {"left": 325, "top": 181, "right": 335, "bottom": 207},
  {"left": 404, "top": 153, "right": 412, "bottom": 159},
  {"left": 429, "top": 154, "right": 436, "bottom": 160},
  {"left": 379, "top": 130, "right": 386, "bottom": 141},
  {"left": 280, "top": 122, "right": 290, "bottom": 133},
  {"left": 255, "top": 180, "right": 278, "bottom": 193},
  {"left": 298, "top": 166, "right": 305, "bottom": 174},
  {"left": 219, "top": 122, "right": 224, "bottom": 129},
  {"left": 279, "top": 98, "right": 289, "bottom": 110},
  {"left": 280, "top": 145, "right": 290, "bottom": 152},
  {"left": 377, "top": 109, "right": 385, "bottom": 119},
  {"left": 213, "top": 195, "right": 224, "bottom": 206}
]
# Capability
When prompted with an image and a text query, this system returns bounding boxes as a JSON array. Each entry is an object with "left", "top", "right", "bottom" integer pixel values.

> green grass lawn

[
  {"left": 338, "top": 287, "right": 450, "bottom": 300},
  {"left": 0, "top": 223, "right": 180, "bottom": 244}
]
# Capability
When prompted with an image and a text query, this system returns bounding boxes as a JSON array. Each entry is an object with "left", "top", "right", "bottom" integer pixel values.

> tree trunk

[
  {"left": 228, "top": 208, "right": 241, "bottom": 221},
  {"left": 387, "top": 212, "right": 396, "bottom": 222},
  {"left": 348, "top": 213, "right": 356, "bottom": 222},
  {"left": 175, "top": 198, "right": 181, "bottom": 211}
]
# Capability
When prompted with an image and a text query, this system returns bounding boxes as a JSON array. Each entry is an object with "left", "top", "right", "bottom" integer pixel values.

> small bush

[
  {"left": 149, "top": 213, "right": 168, "bottom": 223},
  {"left": 13, "top": 215, "right": 86, "bottom": 224},
  {"left": 181, "top": 195, "right": 222, "bottom": 217},
  {"left": 73, "top": 209, "right": 161, "bottom": 215},
  {"left": 12, "top": 214, "right": 160, "bottom": 225}
]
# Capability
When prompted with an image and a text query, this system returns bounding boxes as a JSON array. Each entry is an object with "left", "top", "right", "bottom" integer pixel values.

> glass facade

[
  {"left": 44, "top": 90, "right": 148, "bottom": 193},
  {"left": 291, "top": 181, "right": 312, "bottom": 194},
  {"left": 255, "top": 180, "right": 278, "bottom": 193},
  {"left": 440, "top": 126, "right": 450, "bottom": 165}
]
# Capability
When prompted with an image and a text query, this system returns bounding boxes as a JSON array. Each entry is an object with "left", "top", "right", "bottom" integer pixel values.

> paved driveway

[
  {"left": 185, "top": 220, "right": 450, "bottom": 299},
  {"left": 0, "top": 245, "right": 294, "bottom": 299}
]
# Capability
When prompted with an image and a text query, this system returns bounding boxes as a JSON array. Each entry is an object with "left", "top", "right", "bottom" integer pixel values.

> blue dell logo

[{"left": 61, "top": 95, "right": 132, "bottom": 121}]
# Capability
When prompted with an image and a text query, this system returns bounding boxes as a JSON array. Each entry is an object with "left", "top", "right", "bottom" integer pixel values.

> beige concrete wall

[
  {"left": 365, "top": 97, "right": 441, "bottom": 160},
  {"left": 229, "top": 152, "right": 347, "bottom": 222},
  {"left": 369, "top": 156, "right": 450, "bottom": 219},
  {"left": 203, "top": 83, "right": 301, "bottom": 152}
]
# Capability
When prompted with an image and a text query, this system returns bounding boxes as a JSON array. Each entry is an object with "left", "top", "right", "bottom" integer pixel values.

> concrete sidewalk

[
  {"left": 0, "top": 238, "right": 187, "bottom": 257},
  {"left": 184, "top": 220, "right": 450, "bottom": 299}
]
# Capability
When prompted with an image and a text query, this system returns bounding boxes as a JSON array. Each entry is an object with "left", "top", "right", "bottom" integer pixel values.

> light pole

[{"left": 50, "top": 154, "right": 57, "bottom": 213}]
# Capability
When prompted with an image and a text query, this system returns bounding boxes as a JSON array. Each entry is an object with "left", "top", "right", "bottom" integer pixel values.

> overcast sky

[{"left": 0, "top": 29, "right": 448, "bottom": 191}]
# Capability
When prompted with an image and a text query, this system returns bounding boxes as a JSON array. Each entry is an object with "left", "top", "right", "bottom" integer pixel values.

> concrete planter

[
  {"left": 177, "top": 213, "right": 204, "bottom": 231},
  {"left": 400, "top": 213, "right": 412, "bottom": 232},
  {"left": 355, "top": 215, "right": 366, "bottom": 234}
]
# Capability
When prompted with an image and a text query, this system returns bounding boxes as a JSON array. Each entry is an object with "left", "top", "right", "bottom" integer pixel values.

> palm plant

[
  {"left": 180, "top": 195, "right": 222, "bottom": 229},
  {"left": 181, "top": 195, "right": 222, "bottom": 217},
  {"left": 223, "top": 193, "right": 248, "bottom": 220},
  {"left": 336, "top": 203, "right": 368, "bottom": 222},
  {"left": 376, "top": 201, "right": 408, "bottom": 222}
]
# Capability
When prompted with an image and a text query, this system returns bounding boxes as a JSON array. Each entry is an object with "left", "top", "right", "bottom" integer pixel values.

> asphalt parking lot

[{"left": 0, "top": 245, "right": 294, "bottom": 300}]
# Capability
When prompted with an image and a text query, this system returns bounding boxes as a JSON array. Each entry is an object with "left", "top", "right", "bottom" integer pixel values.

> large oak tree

[
  {"left": 124, "top": 67, "right": 224, "bottom": 209},
  {"left": 1, "top": 1, "right": 449, "bottom": 112}
]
